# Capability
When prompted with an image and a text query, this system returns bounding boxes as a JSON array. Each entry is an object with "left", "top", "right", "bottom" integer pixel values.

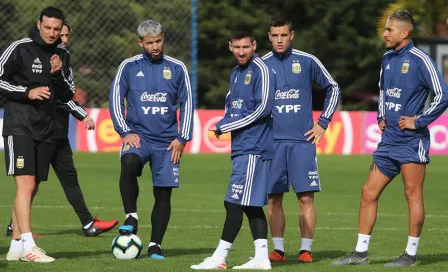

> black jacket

[
  {"left": 54, "top": 100, "right": 88, "bottom": 139},
  {"left": 0, "top": 29, "right": 75, "bottom": 141}
]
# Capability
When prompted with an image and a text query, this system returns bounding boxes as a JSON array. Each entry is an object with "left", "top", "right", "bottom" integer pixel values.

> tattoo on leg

[
  {"left": 369, "top": 160, "right": 377, "bottom": 171},
  {"left": 417, "top": 221, "right": 424, "bottom": 234}
]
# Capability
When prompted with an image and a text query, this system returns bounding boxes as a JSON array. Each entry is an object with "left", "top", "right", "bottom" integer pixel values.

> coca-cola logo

[
  {"left": 275, "top": 89, "right": 300, "bottom": 100},
  {"left": 141, "top": 92, "right": 167, "bottom": 102}
]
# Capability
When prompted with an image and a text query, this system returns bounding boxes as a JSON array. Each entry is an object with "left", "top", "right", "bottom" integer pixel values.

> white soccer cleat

[
  {"left": 6, "top": 250, "right": 20, "bottom": 261},
  {"left": 191, "top": 257, "right": 227, "bottom": 270},
  {"left": 19, "top": 246, "right": 55, "bottom": 263},
  {"left": 232, "top": 258, "right": 271, "bottom": 270}
]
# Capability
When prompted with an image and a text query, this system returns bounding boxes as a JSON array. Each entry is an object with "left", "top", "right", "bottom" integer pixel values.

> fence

[{"left": 0, "top": 0, "right": 196, "bottom": 107}]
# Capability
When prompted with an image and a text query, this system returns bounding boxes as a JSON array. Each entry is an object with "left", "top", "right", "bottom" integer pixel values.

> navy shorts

[
  {"left": 268, "top": 142, "right": 321, "bottom": 194},
  {"left": 373, "top": 139, "right": 430, "bottom": 179},
  {"left": 225, "top": 154, "right": 271, "bottom": 207},
  {"left": 120, "top": 139, "right": 180, "bottom": 187}
]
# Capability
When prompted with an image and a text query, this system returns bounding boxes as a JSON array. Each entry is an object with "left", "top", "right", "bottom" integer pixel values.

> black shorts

[{"left": 4, "top": 135, "right": 53, "bottom": 182}]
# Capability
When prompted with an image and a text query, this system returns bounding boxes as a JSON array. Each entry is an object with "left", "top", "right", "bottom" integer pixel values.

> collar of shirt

[
  {"left": 143, "top": 51, "right": 164, "bottom": 64},
  {"left": 272, "top": 47, "right": 292, "bottom": 60},
  {"left": 392, "top": 40, "right": 414, "bottom": 57},
  {"left": 238, "top": 54, "right": 258, "bottom": 70}
]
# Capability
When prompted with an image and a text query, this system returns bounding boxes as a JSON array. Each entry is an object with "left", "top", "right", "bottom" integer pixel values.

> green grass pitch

[{"left": 0, "top": 153, "right": 447, "bottom": 271}]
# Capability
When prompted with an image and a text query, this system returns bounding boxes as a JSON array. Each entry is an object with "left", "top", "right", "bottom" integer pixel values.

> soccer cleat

[
  {"left": 268, "top": 249, "right": 286, "bottom": 262},
  {"left": 119, "top": 216, "right": 138, "bottom": 235},
  {"left": 148, "top": 244, "right": 166, "bottom": 259},
  {"left": 232, "top": 258, "right": 272, "bottom": 270},
  {"left": 6, "top": 250, "right": 20, "bottom": 261},
  {"left": 84, "top": 217, "right": 119, "bottom": 237},
  {"left": 19, "top": 246, "right": 55, "bottom": 263},
  {"left": 330, "top": 251, "right": 368, "bottom": 265},
  {"left": 191, "top": 257, "right": 227, "bottom": 270},
  {"left": 384, "top": 252, "right": 417, "bottom": 267},
  {"left": 298, "top": 250, "right": 313, "bottom": 263}
]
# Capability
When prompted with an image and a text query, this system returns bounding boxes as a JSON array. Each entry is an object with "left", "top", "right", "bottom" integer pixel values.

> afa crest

[
  {"left": 244, "top": 71, "right": 252, "bottom": 85},
  {"left": 123, "top": 144, "right": 130, "bottom": 152},
  {"left": 401, "top": 60, "right": 410, "bottom": 74},
  {"left": 163, "top": 67, "right": 172, "bottom": 79},
  {"left": 16, "top": 156, "right": 24, "bottom": 169},
  {"left": 292, "top": 60, "right": 301, "bottom": 74}
]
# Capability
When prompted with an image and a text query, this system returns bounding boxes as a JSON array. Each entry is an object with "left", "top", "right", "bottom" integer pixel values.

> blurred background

[
  {"left": 0, "top": 0, "right": 447, "bottom": 153},
  {"left": 1, "top": 0, "right": 446, "bottom": 111}
]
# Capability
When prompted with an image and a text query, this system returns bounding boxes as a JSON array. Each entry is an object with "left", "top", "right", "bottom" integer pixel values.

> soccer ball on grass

[{"left": 111, "top": 234, "right": 143, "bottom": 260}]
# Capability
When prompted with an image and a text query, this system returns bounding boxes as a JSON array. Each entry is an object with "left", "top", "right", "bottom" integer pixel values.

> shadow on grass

[
  {"left": 164, "top": 247, "right": 218, "bottom": 257},
  {"left": 0, "top": 246, "right": 9, "bottom": 255},
  {"left": 52, "top": 250, "right": 111, "bottom": 259},
  {"left": 271, "top": 250, "right": 348, "bottom": 267},
  {"left": 0, "top": 261, "right": 7, "bottom": 269}
]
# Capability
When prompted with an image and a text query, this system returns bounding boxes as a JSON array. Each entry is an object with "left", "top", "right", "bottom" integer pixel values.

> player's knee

[
  {"left": 268, "top": 194, "right": 283, "bottom": 208},
  {"left": 298, "top": 193, "right": 314, "bottom": 207},
  {"left": 153, "top": 187, "right": 172, "bottom": 203},
  {"left": 121, "top": 154, "right": 142, "bottom": 176},
  {"left": 404, "top": 186, "right": 422, "bottom": 202},
  {"left": 361, "top": 184, "right": 378, "bottom": 202}
]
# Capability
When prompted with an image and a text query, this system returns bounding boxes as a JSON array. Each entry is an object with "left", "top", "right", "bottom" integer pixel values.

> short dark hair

[
  {"left": 269, "top": 14, "right": 293, "bottom": 32},
  {"left": 388, "top": 10, "right": 415, "bottom": 34},
  {"left": 229, "top": 24, "right": 254, "bottom": 42},
  {"left": 63, "top": 22, "right": 71, "bottom": 32},
  {"left": 39, "top": 6, "right": 64, "bottom": 22}
]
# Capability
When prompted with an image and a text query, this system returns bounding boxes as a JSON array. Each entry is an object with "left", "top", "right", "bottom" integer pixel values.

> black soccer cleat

[
  {"left": 384, "top": 252, "right": 417, "bottom": 267},
  {"left": 118, "top": 216, "right": 138, "bottom": 235},
  {"left": 331, "top": 251, "right": 368, "bottom": 265},
  {"left": 148, "top": 244, "right": 166, "bottom": 259},
  {"left": 6, "top": 220, "right": 12, "bottom": 237}
]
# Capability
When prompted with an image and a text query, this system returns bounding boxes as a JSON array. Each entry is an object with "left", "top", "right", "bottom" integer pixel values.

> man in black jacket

[
  {"left": 5, "top": 22, "right": 119, "bottom": 240},
  {"left": 0, "top": 7, "right": 73, "bottom": 263}
]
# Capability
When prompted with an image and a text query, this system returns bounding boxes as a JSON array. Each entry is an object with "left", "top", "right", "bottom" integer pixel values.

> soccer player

[
  {"left": 331, "top": 10, "right": 448, "bottom": 267},
  {"left": 191, "top": 24, "right": 275, "bottom": 270},
  {"left": 109, "top": 19, "right": 193, "bottom": 259},
  {"left": 262, "top": 14, "right": 340, "bottom": 263},
  {"left": 1, "top": 7, "right": 75, "bottom": 263},
  {"left": 5, "top": 22, "right": 119, "bottom": 238}
]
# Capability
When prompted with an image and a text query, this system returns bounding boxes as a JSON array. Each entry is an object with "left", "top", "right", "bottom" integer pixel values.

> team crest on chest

[
  {"left": 16, "top": 156, "right": 24, "bottom": 169},
  {"left": 292, "top": 60, "right": 301, "bottom": 74},
  {"left": 163, "top": 67, "right": 172, "bottom": 79},
  {"left": 401, "top": 60, "right": 410, "bottom": 74},
  {"left": 244, "top": 71, "right": 252, "bottom": 85}
]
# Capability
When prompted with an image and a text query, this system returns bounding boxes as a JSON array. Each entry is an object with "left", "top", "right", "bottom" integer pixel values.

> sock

[
  {"left": 300, "top": 238, "right": 313, "bottom": 252},
  {"left": 10, "top": 238, "right": 22, "bottom": 253},
  {"left": 254, "top": 239, "right": 269, "bottom": 260},
  {"left": 21, "top": 232, "right": 36, "bottom": 251},
  {"left": 355, "top": 233, "right": 371, "bottom": 252},
  {"left": 272, "top": 237, "right": 284, "bottom": 252},
  {"left": 212, "top": 239, "right": 232, "bottom": 263},
  {"left": 127, "top": 213, "right": 138, "bottom": 220},
  {"left": 150, "top": 187, "right": 172, "bottom": 245},
  {"left": 83, "top": 221, "right": 94, "bottom": 229},
  {"left": 405, "top": 236, "right": 420, "bottom": 256},
  {"left": 148, "top": 242, "right": 160, "bottom": 248}
]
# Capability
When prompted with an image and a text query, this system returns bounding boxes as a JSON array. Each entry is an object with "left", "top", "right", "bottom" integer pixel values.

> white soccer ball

[{"left": 111, "top": 234, "right": 143, "bottom": 260}]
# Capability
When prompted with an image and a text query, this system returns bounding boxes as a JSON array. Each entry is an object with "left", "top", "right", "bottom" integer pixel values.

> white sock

[
  {"left": 83, "top": 221, "right": 94, "bottom": 229},
  {"left": 10, "top": 238, "right": 23, "bottom": 253},
  {"left": 21, "top": 232, "right": 36, "bottom": 251},
  {"left": 300, "top": 238, "right": 313, "bottom": 252},
  {"left": 405, "top": 236, "right": 420, "bottom": 256},
  {"left": 355, "top": 233, "right": 371, "bottom": 252},
  {"left": 149, "top": 242, "right": 160, "bottom": 248},
  {"left": 211, "top": 240, "right": 232, "bottom": 263},
  {"left": 254, "top": 239, "right": 269, "bottom": 260},
  {"left": 272, "top": 237, "right": 284, "bottom": 252},
  {"left": 126, "top": 213, "right": 138, "bottom": 220}
]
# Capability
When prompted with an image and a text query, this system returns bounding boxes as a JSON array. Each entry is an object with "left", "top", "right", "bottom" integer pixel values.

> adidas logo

[
  {"left": 34, "top": 58, "right": 41, "bottom": 64},
  {"left": 411, "top": 243, "right": 417, "bottom": 246},
  {"left": 362, "top": 240, "right": 367, "bottom": 243},
  {"left": 137, "top": 71, "right": 144, "bottom": 77},
  {"left": 231, "top": 193, "right": 239, "bottom": 200},
  {"left": 261, "top": 245, "right": 267, "bottom": 248},
  {"left": 310, "top": 181, "right": 318, "bottom": 187},
  {"left": 175, "top": 178, "right": 179, "bottom": 183},
  {"left": 386, "top": 64, "right": 390, "bottom": 70}
]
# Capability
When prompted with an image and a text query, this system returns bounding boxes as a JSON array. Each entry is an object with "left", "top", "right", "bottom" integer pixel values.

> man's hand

[
  {"left": 50, "top": 54, "right": 63, "bottom": 74},
  {"left": 379, "top": 119, "right": 386, "bottom": 131},
  {"left": 28, "top": 87, "right": 50, "bottom": 100},
  {"left": 304, "top": 123, "right": 325, "bottom": 144},
  {"left": 167, "top": 139, "right": 185, "bottom": 164},
  {"left": 399, "top": 115, "right": 417, "bottom": 131},
  {"left": 123, "top": 134, "right": 141, "bottom": 148},
  {"left": 209, "top": 125, "right": 221, "bottom": 139},
  {"left": 82, "top": 116, "right": 95, "bottom": 130}
]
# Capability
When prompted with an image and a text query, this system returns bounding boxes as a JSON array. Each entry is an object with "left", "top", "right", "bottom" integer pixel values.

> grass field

[{"left": 0, "top": 153, "right": 448, "bottom": 271}]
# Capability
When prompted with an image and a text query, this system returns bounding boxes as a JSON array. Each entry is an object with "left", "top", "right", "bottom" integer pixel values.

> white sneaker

[
  {"left": 233, "top": 258, "right": 271, "bottom": 270},
  {"left": 19, "top": 246, "right": 55, "bottom": 263},
  {"left": 191, "top": 257, "right": 227, "bottom": 270},
  {"left": 6, "top": 250, "right": 20, "bottom": 261}
]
